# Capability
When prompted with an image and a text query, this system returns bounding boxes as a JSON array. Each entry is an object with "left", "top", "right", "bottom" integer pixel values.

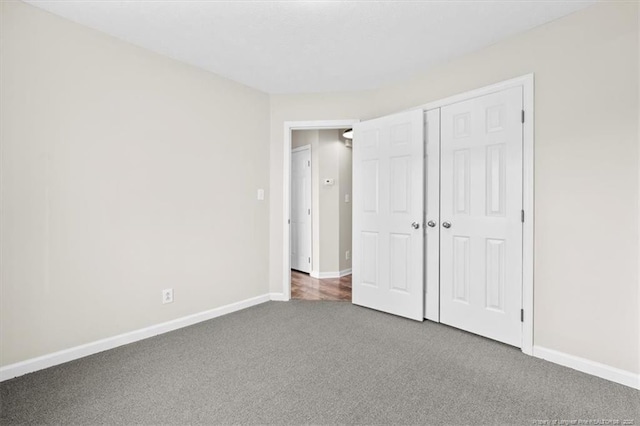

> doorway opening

[{"left": 290, "top": 128, "right": 354, "bottom": 301}]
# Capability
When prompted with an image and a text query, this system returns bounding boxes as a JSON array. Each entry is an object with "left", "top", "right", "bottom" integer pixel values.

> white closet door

[
  {"left": 291, "top": 146, "right": 312, "bottom": 273},
  {"left": 352, "top": 110, "right": 424, "bottom": 321},
  {"left": 440, "top": 87, "right": 524, "bottom": 347}
]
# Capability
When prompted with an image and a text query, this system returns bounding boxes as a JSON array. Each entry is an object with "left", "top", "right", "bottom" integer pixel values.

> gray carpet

[{"left": 1, "top": 301, "right": 638, "bottom": 425}]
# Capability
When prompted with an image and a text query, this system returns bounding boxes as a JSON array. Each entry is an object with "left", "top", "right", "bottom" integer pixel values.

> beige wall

[
  {"left": 291, "top": 129, "right": 318, "bottom": 150},
  {"left": 315, "top": 130, "right": 341, "bottom": 274},
  {"left": 1, "top": 1, "right": 270, "bottom": 366},
  {"left": 270, "top": 2, "right": 640, "bottom": 373}
]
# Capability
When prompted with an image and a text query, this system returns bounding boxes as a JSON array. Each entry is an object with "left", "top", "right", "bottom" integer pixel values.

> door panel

[
  {"left": 440, "top": 87, "right": 523, "bottom": 347},
  {"left": 424, "top": 109, "right": 441, "bottom": 321},
  {"left": 290, "top": 147, "right": 311, "bottom": 273},
  {"left": 352, "top": 109, "right": 424, "bottom": 321}
]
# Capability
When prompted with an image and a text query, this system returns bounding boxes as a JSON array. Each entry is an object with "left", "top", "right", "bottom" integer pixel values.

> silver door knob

[
  {"left": 411, "top": 222, "right": 420, "bottom": 229},
  {"left": 442, "top": 221, "right": 451, "bottom": 229},
  {"left": 427, "top": 220, "right": 437, "bottom": 228}
]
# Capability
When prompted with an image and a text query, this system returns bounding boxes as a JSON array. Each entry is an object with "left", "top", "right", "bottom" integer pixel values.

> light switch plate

[{"left": 257, "top": 189, "right": 265, "bottom": 200}]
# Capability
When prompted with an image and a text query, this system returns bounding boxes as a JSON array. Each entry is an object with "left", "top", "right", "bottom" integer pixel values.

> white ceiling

[{"left": 25, "top": 0, "right": 597, "bottom": 94}]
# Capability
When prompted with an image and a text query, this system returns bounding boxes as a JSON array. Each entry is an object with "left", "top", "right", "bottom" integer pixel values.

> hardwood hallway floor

[{"left": 291, "top": 270, "right": 352, "bottom": 301}]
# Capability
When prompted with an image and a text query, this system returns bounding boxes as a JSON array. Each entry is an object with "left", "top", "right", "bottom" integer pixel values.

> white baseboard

[
  {"left": 310, "top": 268, "right": 352, "bottom": 279},
  {"left": 533, "top": 345, "right": 639, "bottom": 390},
  {"left": 269, "top": 293, "right": 289, "bottom": 301},
  {"left": 339, "top": 268, "right": 352, "bottom": 277},
  {"left": 0, "top": 293, "right": 271, "bottom": 382}
]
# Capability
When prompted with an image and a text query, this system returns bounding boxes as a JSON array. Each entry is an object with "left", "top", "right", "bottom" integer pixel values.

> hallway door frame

[{"left": 282, "top": 119, "right": 360, "bottom": 301}]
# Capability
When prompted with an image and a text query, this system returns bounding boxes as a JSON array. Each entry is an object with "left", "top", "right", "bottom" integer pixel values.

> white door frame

[
  {"left": 280, "top": 74, "right": 534, "bottom": 356},
  {"left": 417, "top": 73, "right": 535, "bottom": 355},
  {"left": 282, "top": 120, "right": 360, "bottom": 301}
]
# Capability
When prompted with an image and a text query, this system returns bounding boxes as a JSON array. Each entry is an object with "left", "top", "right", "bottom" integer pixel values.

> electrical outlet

[
  {"left": 162, "top": 288, "right": 173, "bottom": 304},
  {"left": 345, "top": 250, "right": 351, "bottom": 260}
]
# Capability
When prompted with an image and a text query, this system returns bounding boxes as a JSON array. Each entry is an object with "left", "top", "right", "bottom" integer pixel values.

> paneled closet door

[
  {"left": 439, "top": 87, "right": 524, "bottom": 347},
  {"left": 352, "top": 109, "right": 424, "bottom": 321}
]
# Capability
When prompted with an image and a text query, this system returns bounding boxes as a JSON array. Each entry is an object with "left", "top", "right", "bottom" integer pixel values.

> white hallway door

[
  {"left": 290, "top": 146, "right": 312, "bottom": 273},
  {"left": 439, "top": 87, "right": 524, "bottom": 347},
  {"left": 352, "top": 110, "right": 424, "bottom": 321}
]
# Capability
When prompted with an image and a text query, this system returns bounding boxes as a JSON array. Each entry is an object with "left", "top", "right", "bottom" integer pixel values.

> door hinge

[
  {"left": 521, "top": 210, "right": 525, "bottom": 223},
  {"left": 308, "top": 257, "right": 311, "bottom": 263},
  {"left": 308, "top": 209, "right": 311, "bottom": 215},
  {"left": 307, "top": 160, "right": 310, "bottom": 167},
  {"left": 521, "top": 110, "right": 525, "bottom": 124},
  {"left": 288, "top": 219, "right": 290, "bottom": 225},
  {"left": 521, "top": 309, "right": 524, "bottom": 322}
]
